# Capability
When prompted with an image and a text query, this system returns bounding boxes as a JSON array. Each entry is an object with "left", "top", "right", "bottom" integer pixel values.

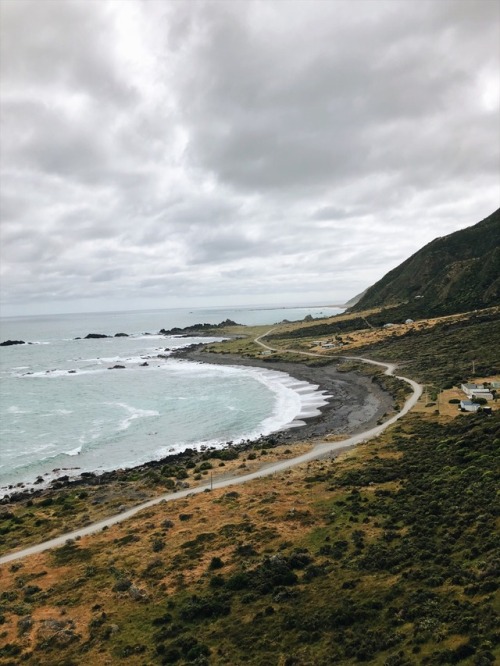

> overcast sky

[{"left": 1, "top": 0, "right": 499, "bottom": 317}]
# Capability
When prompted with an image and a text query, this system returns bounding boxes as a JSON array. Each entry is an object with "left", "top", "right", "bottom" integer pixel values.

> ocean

[{"left": 0, "top": 305, "right": 341, "bottom": 494}]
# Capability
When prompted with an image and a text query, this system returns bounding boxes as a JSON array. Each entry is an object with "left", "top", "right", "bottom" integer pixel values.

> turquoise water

[{"left": 0, "top": 305, "right": 340, "bottom": 492}]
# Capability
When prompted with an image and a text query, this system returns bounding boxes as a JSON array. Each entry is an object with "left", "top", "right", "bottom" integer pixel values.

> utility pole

[
  {"left": 472, "top": 359, "right": 476, "bottom": 375},
  {"left": 210, "top": 472, "right": 213, "bottom": 491}
]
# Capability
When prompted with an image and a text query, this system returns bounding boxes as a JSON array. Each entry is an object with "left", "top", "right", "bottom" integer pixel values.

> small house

[{"left": 460, "top": 400, "right": 480, "bottom": 412}]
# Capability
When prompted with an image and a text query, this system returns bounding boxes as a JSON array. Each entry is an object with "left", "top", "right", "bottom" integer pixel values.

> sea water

[{"left": 0, "top": 305, "right": 341, "bottom": 493}]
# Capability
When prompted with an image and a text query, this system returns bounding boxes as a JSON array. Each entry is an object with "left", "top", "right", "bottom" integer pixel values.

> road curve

[{"left": 0, "top": 331, "right": 422, "bottom": 565}]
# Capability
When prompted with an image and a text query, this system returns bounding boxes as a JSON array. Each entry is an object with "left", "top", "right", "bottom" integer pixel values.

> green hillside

[{"left": 351, "top": 208, "right": 500, "bottom": 316}]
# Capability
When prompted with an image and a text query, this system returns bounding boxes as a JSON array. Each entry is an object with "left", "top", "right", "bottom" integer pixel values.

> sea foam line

[{"left": 169, "top": 360, "right": 331, "bottom": 441}]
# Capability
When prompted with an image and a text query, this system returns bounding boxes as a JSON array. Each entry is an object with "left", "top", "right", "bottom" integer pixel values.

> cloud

[{"left": 0, "top": 0, "right": 499, "bottom": 315}]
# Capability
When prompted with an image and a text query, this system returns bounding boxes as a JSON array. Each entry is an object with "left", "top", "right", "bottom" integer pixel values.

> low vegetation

[
  {"left": 340, "top": 310, "right": 500, "bottom": 387},
  {"left": 0, "top": 411, "right": 498, "bottom": 665}
]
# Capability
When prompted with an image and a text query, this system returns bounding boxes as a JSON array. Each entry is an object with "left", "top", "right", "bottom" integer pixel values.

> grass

[{"left": 0, "top": 441, "right": 314, "bottom": 556}]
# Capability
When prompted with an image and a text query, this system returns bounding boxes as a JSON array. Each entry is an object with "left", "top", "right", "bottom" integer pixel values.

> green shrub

[
  {"left": 208, "top": 556, "right": 224, "bottom": 570},
  {"left": 178, "top": 594, "right": 231, "bottom": 621}
]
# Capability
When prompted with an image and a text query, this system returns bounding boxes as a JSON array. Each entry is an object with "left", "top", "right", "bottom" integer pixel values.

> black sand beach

[{"left": 182, "top": 348, "right": 396, "bottom": 442}]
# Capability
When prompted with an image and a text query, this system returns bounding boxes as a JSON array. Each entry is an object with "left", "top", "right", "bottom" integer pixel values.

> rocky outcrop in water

[
  {"left": 0, "top": 340, "right": 25, "bottom": 346},
  {"left": 83, "top": 333, "right": 110, "bottom": 339},
  {"left": 159, "top": 319, "right": 239, "bottom": 336}
]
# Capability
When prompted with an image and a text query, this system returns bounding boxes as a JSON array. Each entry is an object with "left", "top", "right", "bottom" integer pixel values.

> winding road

[{"left": 0, "top": 331, "right": 422, "bottom": 565}]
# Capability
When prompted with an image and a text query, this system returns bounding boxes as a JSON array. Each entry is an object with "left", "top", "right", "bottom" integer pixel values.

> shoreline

[
  {"left": 181, "top": 347, "right": 396, "bottom": 440},
  {"left": 0, "top": 348, "right": 394, "bottom": 501},
  {"left": 0, "top": 354, "right": 422, "bottom": 564}
]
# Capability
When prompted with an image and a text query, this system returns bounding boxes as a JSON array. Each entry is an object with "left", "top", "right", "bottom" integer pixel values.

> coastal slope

[{"left": 350, "top": 207, "right": 500, "bottom": 316}]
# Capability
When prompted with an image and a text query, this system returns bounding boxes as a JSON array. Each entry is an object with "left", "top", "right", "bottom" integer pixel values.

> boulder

[
  {"left": 128, "top": 585, "right": 149, "bottom": 602},
  {"left": 114, "top": 333, "right": 129, "bottom": 337},
  {"left": 108, "top": 364, "right": 125, "bottom": 370},
  {"left": 36, "top": 618, "right": 79, "bottom": 647},
  {"left": 83, "top": 333, "right": 109, "bottom": 339},
  {"left": 0, "top": 339, "right": 25, "bottom": 346}
]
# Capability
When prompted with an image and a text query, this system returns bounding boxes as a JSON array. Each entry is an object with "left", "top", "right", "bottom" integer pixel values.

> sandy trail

[{"left": 0, "top": 331, "right": 422, "bottom": 565}]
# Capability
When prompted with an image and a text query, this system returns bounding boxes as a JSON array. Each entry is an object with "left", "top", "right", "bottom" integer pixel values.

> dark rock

[
  {"left": 140, "top": 362, "right": 149, "bottom": 366},
  {"left": 159, "top": 319, "right": 239, "bottom": 336},
  {"left": 51, "top": 475, "right": 69, "bottom": 487},
  {"left": 113, "top": 579, "right": 132, "bottom": 592},
  {"left": 108, "top": 364, "right": 125, "bottom": 369},
  {"left": 114, "top": 333, "right": 129, "bottom": 337},
  {"left": 128, "top": 585, "right": 149, "bottom": 602},
  {"left": 0, "top": 340, "right": 25, "bottom": 346},
  {"left": 68, "top": 370, "right": 76, "bottom": 374},
  {"left": 83, "top": 333, "right": 109, "bottom": 339}
]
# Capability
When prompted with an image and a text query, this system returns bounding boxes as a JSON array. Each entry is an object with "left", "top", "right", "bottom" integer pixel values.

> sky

[{"left": 1, "top": 0, "right": 499, "bottom": 317}]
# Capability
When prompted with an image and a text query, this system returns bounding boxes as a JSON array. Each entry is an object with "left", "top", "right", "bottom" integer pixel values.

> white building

[
  {"left": 460, "top": 400, "right": 480, "bottom": 412},
  {"left": 461, "top": 384, "right": 493, "bottom": 400}
]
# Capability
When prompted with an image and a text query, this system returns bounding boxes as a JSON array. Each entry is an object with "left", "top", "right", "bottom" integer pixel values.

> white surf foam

[
  {"left": 107, "top": 402, "right": 160, "bottom": 431},
  {"left": 7, "top": 405, "right": 31, "bottom": 414},
  {"left": 64, "top": 446, "right": 82, "bottom": 456}
]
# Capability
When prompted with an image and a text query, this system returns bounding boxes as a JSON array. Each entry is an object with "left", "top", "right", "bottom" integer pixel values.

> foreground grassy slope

[{"left": 0, "top": 412, "right": 498, "bottom": 665}]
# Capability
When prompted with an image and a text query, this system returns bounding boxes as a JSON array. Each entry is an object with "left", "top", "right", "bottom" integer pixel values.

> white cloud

[{"left": 0, "top": 0, "right": 499, "bottom": 316}]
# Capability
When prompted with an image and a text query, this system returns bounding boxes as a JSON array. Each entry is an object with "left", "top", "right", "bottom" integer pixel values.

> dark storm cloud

[{"left": 0, "top": 0, "right": 498, "bottom": 315}]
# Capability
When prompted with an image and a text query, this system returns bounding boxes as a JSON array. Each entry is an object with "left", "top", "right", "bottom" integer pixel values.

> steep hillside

[{"left": 351, "top": 208, "right": 500, "bottom": 316}]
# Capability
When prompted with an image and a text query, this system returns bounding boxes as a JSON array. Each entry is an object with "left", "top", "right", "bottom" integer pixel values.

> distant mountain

[
  {"left": 350, "top": 208, "right": 500, "bottom": 317},
  {"left": 343, "top": 289, "right": 367, "bottom": 308}
]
